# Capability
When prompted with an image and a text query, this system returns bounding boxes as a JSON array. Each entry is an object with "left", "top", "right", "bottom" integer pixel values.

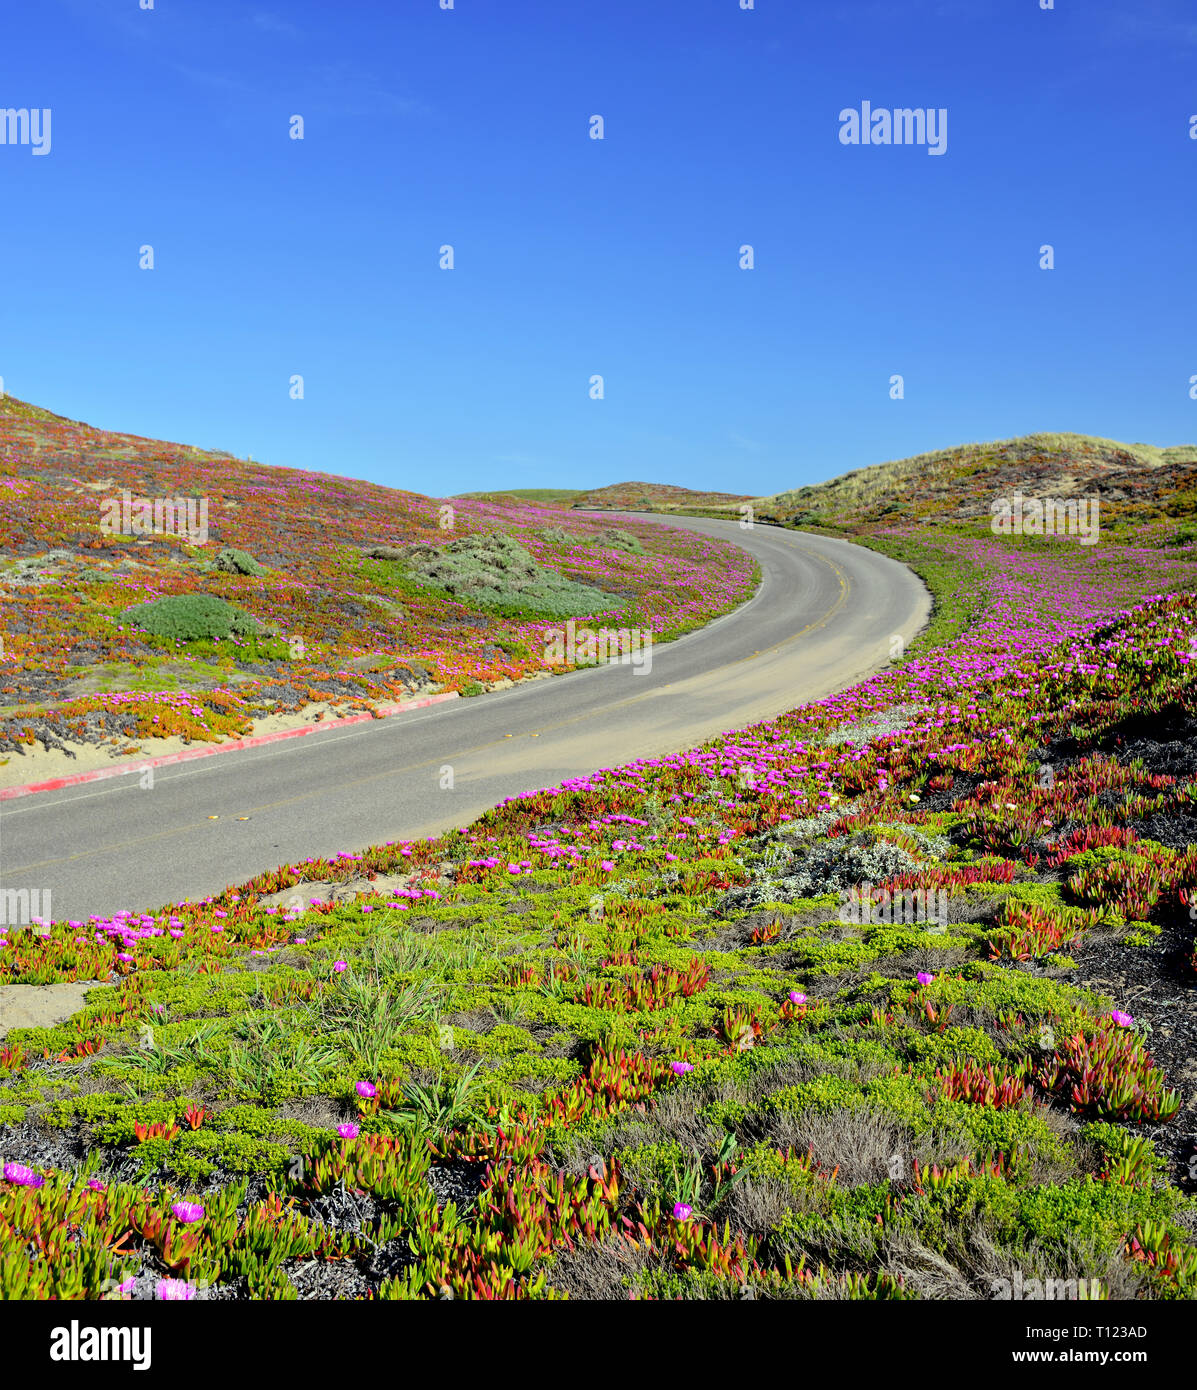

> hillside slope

[
  {"left": 748, "top": 433, "right": 1197, "bottom": 530},
  {"left": 0, "top": 397, "right": 756, "bottom": 765}
]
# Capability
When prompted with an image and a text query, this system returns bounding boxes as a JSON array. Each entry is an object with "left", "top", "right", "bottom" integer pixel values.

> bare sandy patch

[
  {"left": 0, "top": 980, "right": 110, "bottom": 1038},
  {"left": 0, "top": 700, "right": 380, "bottom": 791}
]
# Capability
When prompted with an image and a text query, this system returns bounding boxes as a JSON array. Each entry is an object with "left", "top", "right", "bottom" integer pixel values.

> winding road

[{"left": 0, "top": 517, "right": 930, "bottom": 921}]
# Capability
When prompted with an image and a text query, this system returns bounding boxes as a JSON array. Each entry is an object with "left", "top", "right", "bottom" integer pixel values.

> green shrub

[
  {"left": 172, "top": 1129, "right": 291, "bottom": 1177},
  {"left": 1161, "top": 522, "right": 1197, "bottom": 545},
  {"left": 123, "top": 593, "right": 263, "bottom": 641},
  {"left": 209, "top": 547, "right": 267, "bottom": 576},
  {"left": 590, "top": 527, "right": 645, "bottom": 554},
  {"left": 400, "top": 531, "right": 622, "bottom": 619}
]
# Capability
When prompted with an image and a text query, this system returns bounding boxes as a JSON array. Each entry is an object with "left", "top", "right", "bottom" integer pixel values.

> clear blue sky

[{"left": 4, "top": 0, "right": 1196, "bottom": 495}]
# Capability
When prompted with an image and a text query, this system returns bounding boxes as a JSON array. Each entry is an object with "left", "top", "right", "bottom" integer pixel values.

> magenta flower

[
  {"left": 789, "top": 991, "right": 807, "bottom": 1005},
  {"left": 672, "top": 1202, "right": 693, "bottom": 1221},
  {"left": 156, "top": 1278, "right": 196, "bottom": 1300},
  {"left": 337, "top": 1122, "right": 360, "bottom": 1139},
  {"left": 294, "top": 937, "right": 307, "bottom": 945},
  {"left": 1111, "top": 1010, "right": 1134, "bottom": 1028},
  {"left": 670, "top": 1061, "right": 694, "bottom": 1075},
  {"left": 2, "top": 1163, "right": 43, "bottom": 1188},
  {"left": 170, "top": 1201, "right": 204, "bottom": 1224},
  {"left": 333, "top": 961, "right": 348, "bottom": 973},
  {"left": 916, "top": 972, "right": 935, "bottom": 985},
  {"left": 87, "top": 1178, "right": 106, "bottom": 1193},
  {"left": 600, "top": 860, "right": 615, "bottom": 872},
  {"left": 355, "top": 1080, "right": 377, "bottom": 1099}
]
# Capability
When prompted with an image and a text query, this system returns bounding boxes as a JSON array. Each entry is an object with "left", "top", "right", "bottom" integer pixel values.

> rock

[{"left": 255, "top": 874, "right": 417, "bottom": 911}]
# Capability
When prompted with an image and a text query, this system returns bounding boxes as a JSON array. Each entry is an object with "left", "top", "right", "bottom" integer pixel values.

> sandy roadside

[
  {"left": 0, "top": 700, "right": 384, "bottom": 790},
  {"left": 0, "top": 979, "right": 113, "bottom": 1038},
  {"left": 0, "top": 672, "right": 555, "bottom": 792}
]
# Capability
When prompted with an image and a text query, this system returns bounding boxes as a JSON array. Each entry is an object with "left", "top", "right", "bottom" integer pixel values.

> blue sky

[{"left": 3, "top": 0, "right": 1195, "bottom": 496}]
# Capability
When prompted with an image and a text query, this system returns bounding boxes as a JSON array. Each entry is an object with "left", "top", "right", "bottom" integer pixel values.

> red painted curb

[{"left": 0, "top": 691, "right": 460, "bottom": 801}]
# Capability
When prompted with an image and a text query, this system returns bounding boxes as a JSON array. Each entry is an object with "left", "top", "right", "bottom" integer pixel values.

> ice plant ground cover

[
  {"left": 5, "top": 497, "right": 1197, "bottom": 1298},
  {"left": 0, "top": 395, "right": 755, "bottom": 763}
]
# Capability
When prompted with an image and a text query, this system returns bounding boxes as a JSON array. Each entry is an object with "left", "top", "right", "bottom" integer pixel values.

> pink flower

[
  {"left": 333, "top": 961, "right": 348, "bottom": 973},
  {"left": 2, "top": 1163, "right": 43, "bottom": 1188},
  {"left": 600, "top": 860, "right": 615, "bottom": 872},
  {"left": 337, "top": 1122, "right": 360, "bottom": 1139},
  {"left": 788, "top": 991, "right": 807, "bottom": 1005},
  {"left": 355, "top": 1080, "right": 377, "bottom": 1099},
  {"left": 156, "top": 1278, "right": 196, "bottom": 1300},
  {"left": 294, "top": 937, "right": 307, "bottom": 945},
  {"left": 171, "top": 1201, "right": 204, "bottom": 1224},
  {"left": 1111, "top": 1010, "right": 1134, "bottom": 1028},
  {"left": 670, "top": 1061, "right": 693, "bottom": 1075},
  {"left": 672, "top": 1202, "right": 693, "bottom": 1221},
  {"left": 169, "top": 929, "right": 183, "bottom": 939},
  {"left": 87, "top": 1179, "right": 106, "bottom": 1193},
  {"left": 916, "top": 972, "right": 935, "bottom": 986}
]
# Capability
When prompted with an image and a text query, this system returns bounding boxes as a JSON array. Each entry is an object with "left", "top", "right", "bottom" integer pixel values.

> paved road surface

[{"left": 0, "top": 517, "right": 930, "bottom": 920}]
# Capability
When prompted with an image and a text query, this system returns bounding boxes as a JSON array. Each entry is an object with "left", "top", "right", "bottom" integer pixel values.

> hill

[
  {"left": 0, "top": 396, "right": 757, "bottom": 767},
  {"left": 570, "top": 481, "right": 755, "bottom": 511},
  {"left": 454, "top": 482, "right": 756, "bottom": 512},
  {"left": 737, "top": 433, "right": 1197, "bottom": 531},
  {"left": 452, "top": 488, "right": 584, "bottom": 506}
]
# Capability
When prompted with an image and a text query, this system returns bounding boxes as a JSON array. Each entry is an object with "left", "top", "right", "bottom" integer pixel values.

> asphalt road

[{"left": 0, "top": 516, "right": 930, "bottom": 921}]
